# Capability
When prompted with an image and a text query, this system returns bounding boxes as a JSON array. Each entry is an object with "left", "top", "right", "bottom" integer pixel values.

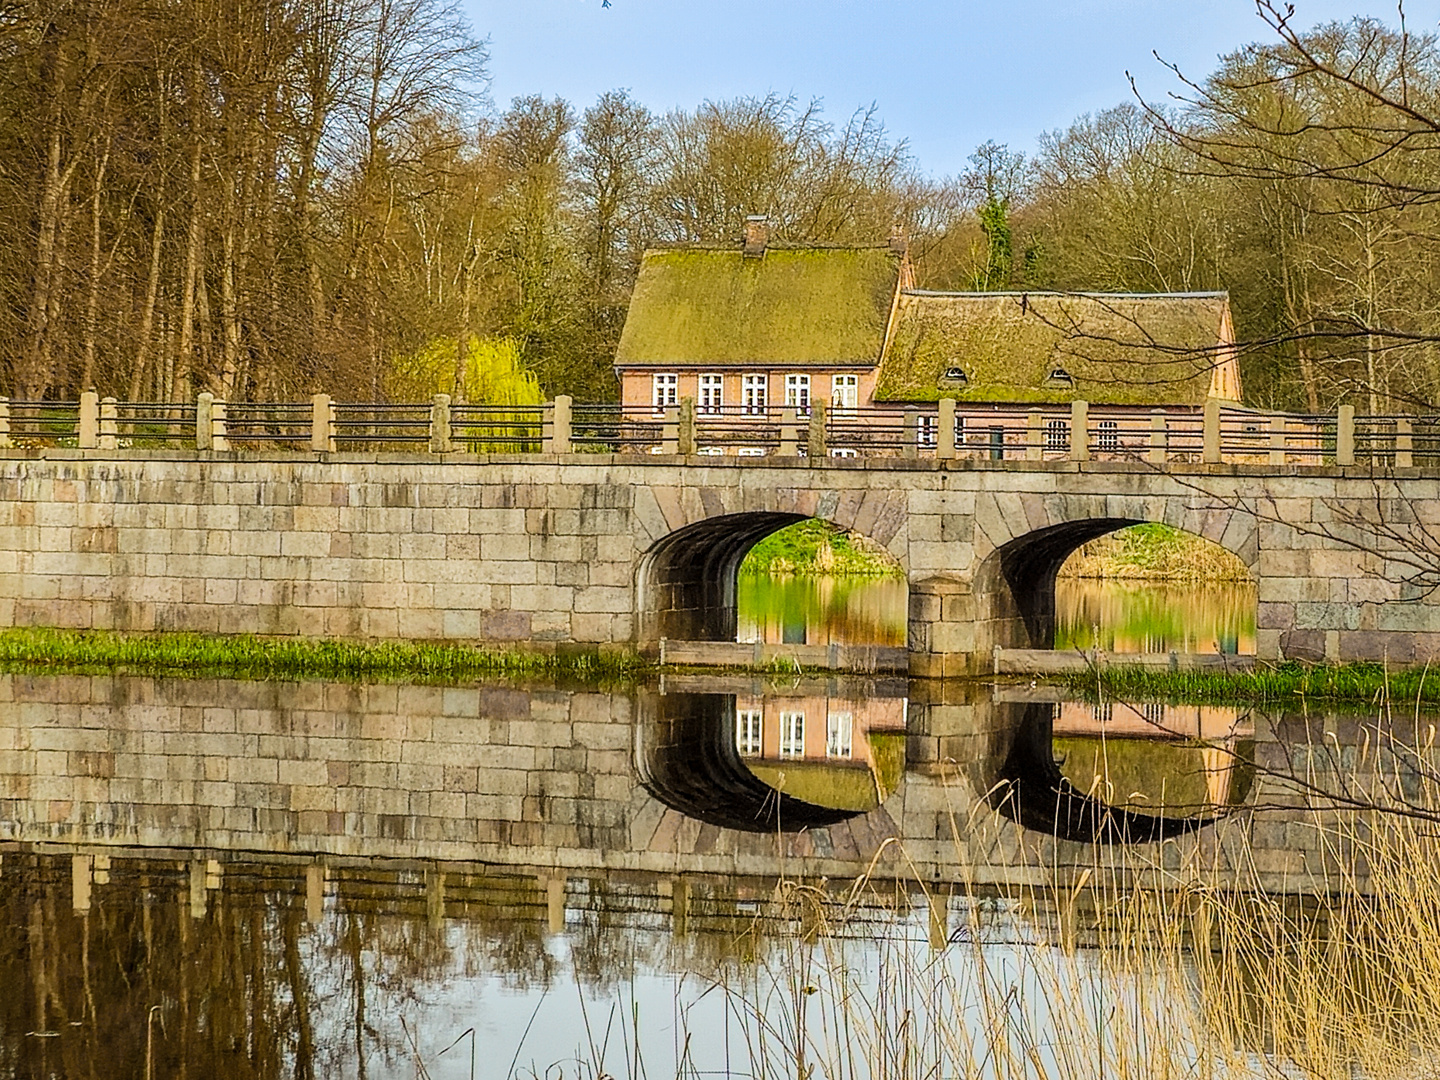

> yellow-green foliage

[
  {"left": 386, "top": 336, "right": 544, "bottom": 405},
  {"left": 1063, "top": 523, "right": 1252, "bottom": 582}
]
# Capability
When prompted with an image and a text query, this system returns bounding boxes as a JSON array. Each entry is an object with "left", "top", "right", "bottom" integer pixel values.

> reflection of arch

[
  {"left": 634, "top": 692, "right": 865, "bottom": 832},
  {"left": 971, "top": 500, "right": 1257, "bottom": 652},
  {"left": 983, "top": 703, "right": 1222, "bottom": 844}
]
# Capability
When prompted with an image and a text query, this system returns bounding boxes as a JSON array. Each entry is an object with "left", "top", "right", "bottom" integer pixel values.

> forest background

[{"left": 4, "top": 0, "right": 1439, "bottom": 412}]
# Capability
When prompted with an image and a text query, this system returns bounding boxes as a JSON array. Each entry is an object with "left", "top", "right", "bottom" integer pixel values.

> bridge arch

[
  {"left": 638, "top": 512, "right": 809, "bottom": 642},
  {"left": 968, "top": 495, "right": 1258, "bottom": 653},
  {"left": 636, "top": 493, "right": 911, "bottom": 644}
]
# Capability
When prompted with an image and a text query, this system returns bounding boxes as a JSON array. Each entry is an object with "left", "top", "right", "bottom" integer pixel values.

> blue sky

[{"left": 464, "top": 0, "right": 1434, "bottom": 177}]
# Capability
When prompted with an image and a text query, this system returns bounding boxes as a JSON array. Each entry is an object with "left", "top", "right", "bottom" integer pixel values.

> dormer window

[
  {"left": 1044, "top": 366, "right": 1075, "bottom": 390},
  {"left": 939, "top": 365, "right": 968, "bottom": 389}
]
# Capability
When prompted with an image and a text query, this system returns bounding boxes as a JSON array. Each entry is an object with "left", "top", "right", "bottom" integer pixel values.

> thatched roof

[
  {"left": 875, "top": 291, "right": 1239, "bottom": 405},
  {"left": 615, "top": 246, "right": 903, "bottom": 367}
]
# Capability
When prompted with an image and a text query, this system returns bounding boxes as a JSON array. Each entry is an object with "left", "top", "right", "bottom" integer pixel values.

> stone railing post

[
  {"left": 1268, "top": 414, "right": 1287, "bottom": 467},
  {"left": 902, "top": 406, "right": 918, "bottom": 459},
  {"left": 79, "top": 390, "right": 99, "bottom": 449},
  {"left": 211, "top": 400, "right": 229, "bottom": 451},
  {"left": 196, "top": 392, "right": 214, "bottom": 451},
  {"left": 1148, "top": 410, "right": 1168, "bottom": 465},
  {"left": 1336, "top": 404, "right": 1356, "bottom": 466},
  {"left": 678, "top": 396, "right": 696, "bottom": 456},
  {"left": 0, "top": 398, "right": 10, "bottom": 448},
  {"left": 310, "top": 393, "right": 333, "bottom": 452},
  {"left": 1026, "top": 410, "right": 1043, "bottom": 461},
  {"left": 779, "top": 407, "right": 799, "bottom": 456},
  {"left": 1396, "top": 417, "right": 1413, "bottom": 469},
  {"left": 429, "top": 393, "right": 452, "bottom": 453},
  {"left": 937, "top": 398, "right": 956, "bottom": 460},
  {"left": 544, "top": 394, "right": 572, "bottom": 454},
  {"left": 807, "top": 399, "right": 827, "bottom": 459},
  {"left": 661, "top": 405, "right": 679, "bottom": 454},
  {"left": 100, "top": 396, "right": 118, "bottom": 450},
  {"left": 1069, "top": 399, "right": 1089, "bottom": 462},
  {"left": 1203, "top": 398, "right": 1222, "bottom": 464}
]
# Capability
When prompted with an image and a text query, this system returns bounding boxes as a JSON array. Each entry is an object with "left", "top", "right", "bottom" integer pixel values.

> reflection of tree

[{"left": 736, "top": 576, "right": 909, "bottom": 647}]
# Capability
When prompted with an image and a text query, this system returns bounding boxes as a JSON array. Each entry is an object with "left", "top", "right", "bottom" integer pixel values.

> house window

[
  {"left": 917, "top": 415, "right": 937, "bottom": 448},
  {"left": 831, "top": 374, "right": 858, "bottom": 411},
  {"left": 826, "top": 712, "right": 853, "bottom": 758},
  {"left": 698, "top": 374, "right": 723, "bottom": 415},
  {"left": 652, "top": 373, "right": 678, "bottom": 413},
  {"left": 1045, "top": 419, "right": 1069, "bottom": 452},
  {"left": 742, "top": 374, "right": 768, "bottom": 415},
  {"left": 785, "top": 374, "right": 811, "bottom": 415},
  {"left": 779, "top": 711, "right": 805, "bottom": 759},
  {"left": 736, "top": 709, "right": 763, "bottom": 755},
  {"left": 955, "top": 415, "right": 966, "bottom": 449},
  {"left": 1098, "top": 419, "right": 1119, "bottom": 453}
]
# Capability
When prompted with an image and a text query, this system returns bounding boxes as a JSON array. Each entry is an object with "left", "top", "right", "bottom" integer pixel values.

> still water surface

[
  {"left": 0, "top": 670, "right": 1408, "bottom": 1077},
  {"left": 737, "top": 571, "right": 1258, "bottom": 654}
]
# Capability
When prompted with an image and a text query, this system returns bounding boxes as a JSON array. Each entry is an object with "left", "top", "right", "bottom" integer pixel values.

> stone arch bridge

[{"left": 0, "top": 450, "right": 1434, "bottom": 674}]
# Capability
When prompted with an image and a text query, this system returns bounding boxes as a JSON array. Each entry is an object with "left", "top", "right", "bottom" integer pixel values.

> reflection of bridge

[
  {"left": 3, "top": 435, "right": 1438, "bottom": 671},
  {"left": 0, "top": 673, "right": 1398, "bottom": 897}
]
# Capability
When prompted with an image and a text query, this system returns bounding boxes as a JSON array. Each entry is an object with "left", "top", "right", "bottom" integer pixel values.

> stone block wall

[{"left": 0, "top": 450, "right": 1438, "bottom": 669}]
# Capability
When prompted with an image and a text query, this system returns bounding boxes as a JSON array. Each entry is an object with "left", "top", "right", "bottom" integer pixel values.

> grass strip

[
  {"left": 1068, "top": 659, "right": 1440, "bottom": 706},
  {"left": 0, "top": 626, "right": 648, "bottom": 683}
]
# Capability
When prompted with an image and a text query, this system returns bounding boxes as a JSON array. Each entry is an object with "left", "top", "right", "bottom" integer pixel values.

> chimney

[{"left": 743, "top": 215, "right": 769, "bottom": 257}]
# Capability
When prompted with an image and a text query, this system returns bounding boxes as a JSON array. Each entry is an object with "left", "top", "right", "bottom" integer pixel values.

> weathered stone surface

[{"left": 0, "top": 451, "right": 1437, "bottom": 667}]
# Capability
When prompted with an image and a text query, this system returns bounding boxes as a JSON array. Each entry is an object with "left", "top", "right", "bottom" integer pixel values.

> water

[
  {"left": 736, "top": 572, "right": 909, "bottom": 646},
  {"left": 1055, "top": 578, "right": 1259, "bottom": 655},
  {"left": 0, "top": 670, "right": 1420, "bottom": 1076},
  {"left": 735, "top": 571, "right": 1258, "bottom": 654}
]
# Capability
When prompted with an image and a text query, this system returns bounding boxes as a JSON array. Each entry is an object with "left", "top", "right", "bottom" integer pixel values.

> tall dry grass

[{"left": 652, "top": 718, "right": 1440, "bottom": 1079}]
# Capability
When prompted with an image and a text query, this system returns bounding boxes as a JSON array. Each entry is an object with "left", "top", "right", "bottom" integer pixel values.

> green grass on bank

[
  {"left": 741, "top": 518, "right": 904, "bottom": 579},
  {"left": 1062, "top": 522, "right": 1252, "bottom": 582},
  {"left": 1068, "top": 660, "right": 1440, "bottom": 706},
  {"left": 0, "top": 627, "right": 647, "bottom": 683}
]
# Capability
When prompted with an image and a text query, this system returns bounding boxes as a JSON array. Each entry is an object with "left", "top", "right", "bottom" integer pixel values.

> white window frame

[
  {"left": 652, "top": 373, "right": 679, "bottom": 414},
  {"left": 698, "top": 373, "right": 724, "bottom": 415},
  {"left": 736, "top": 446, "right": 767, "bottom": 457},
  {"left": 1097, "top": 419, "right": 1119, "bottom": 453},
  {"left": 917, "top": 414, "right": 937, "bottom": 448},
  {"left": 1045, "top": 419, "right": 1069, "bottom": 452},
  {"left": 742, "top": 374, "right": 768, "bottom": 416},
  {"left": 826, "top": 712, "right": 853, "bottom": 758},
  {"left": 831, "top": 374, "right": 858, "bottom": 412},
  {"left": 955, "top": 415, "right": 965, "bottom": 450},
  {"left": 736, "top": 709, "right": 763, "bottom": 756},
  {"left": 830, "top": 447, "right": 858, "bottom": 458},
  {"left": 784, "top": 374, "right": 811, "bottom": 415},
  {"left": 779, "top": 711, "right": 805, "bottom": 759}
]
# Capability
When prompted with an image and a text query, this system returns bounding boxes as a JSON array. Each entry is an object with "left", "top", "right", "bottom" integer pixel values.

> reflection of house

[
  {"left": 1053, "top": 700, "right": 1251, "bottom": 741},
  {"left": 734, "top": 692, "right": 907, "bottom": 812},
  {"left": 614, "top": 219, "right": 1245, "bottom": 453},
  {"left": 1053, "top": 701, "right": 1254, "bottom": 814}
]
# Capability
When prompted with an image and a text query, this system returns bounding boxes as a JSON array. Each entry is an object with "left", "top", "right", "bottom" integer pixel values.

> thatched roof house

[
  {"left": 614, "top": 225, "right": 1242, "bottom": 415},
  {"left": 875, "top": 290, "right": 1241, "bottom": 406},
  {"left": 615, "top": 245, "right": 908, "bottom": 370}
]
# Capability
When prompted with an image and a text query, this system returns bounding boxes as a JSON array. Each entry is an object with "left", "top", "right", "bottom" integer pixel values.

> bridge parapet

[{"left": 1, "top": 393, "right": 1430, "bottom": 471}]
